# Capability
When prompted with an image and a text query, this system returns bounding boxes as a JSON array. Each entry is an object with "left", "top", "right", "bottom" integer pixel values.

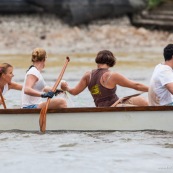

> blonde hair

[
  {"left": 31, "top": 48, "right": 47, "bottom": 62},
  {"left": 0, "top": 63, "right": 12, "bottom": 77}
]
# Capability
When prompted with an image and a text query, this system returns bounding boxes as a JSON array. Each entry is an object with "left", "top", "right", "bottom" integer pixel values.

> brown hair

[
  {"left": 95, "top": 50, "right": 116, "bottom": 67},
  {"left": 164, "top": 44, "right": 173, "bottom": 61},
  {"left": 31, "top": 48, "right": 47, "bottom": 62},
  {"left": 0, "top": 63, "right": 12, "bottom": 77}
]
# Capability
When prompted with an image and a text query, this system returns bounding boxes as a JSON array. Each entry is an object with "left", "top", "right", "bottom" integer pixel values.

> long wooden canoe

[{"left": 0, "top": 106, "right": 173, "bottom": 132}]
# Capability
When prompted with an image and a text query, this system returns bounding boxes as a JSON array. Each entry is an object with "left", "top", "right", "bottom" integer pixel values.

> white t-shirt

[
  {"left": 148, "top": 63, "right": 173, "bottom": 106},
  {"left": 21, "top": 66, "right": 46, "bottom": 107}
]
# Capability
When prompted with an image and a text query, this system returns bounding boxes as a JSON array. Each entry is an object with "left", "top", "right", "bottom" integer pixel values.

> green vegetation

[{"left": 148, "top": 0, "right": 163, "bottom": 9}]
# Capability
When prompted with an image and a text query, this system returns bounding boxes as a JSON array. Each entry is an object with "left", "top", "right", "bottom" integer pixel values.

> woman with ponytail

[
  {"left": 21, "top": 47, "right": 67, "bottom": 109},
  {"left": 0, "top": 63, "right": 22, "bottom": 107}
]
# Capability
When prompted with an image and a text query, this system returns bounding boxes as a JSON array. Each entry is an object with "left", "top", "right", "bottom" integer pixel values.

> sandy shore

[{"left": 0, "top": 14, "right": 172, "bottom": 55}]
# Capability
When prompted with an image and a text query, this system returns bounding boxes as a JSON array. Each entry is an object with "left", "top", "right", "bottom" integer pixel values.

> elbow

[
  {"left": 20, "top": 85, "right": 23, "bottom": 90},
  {"left": 69, "top": 90, "right": 78, "bottom": 96},
  {"left": 68, "top": 89, "right": 80, "bottom": 96},
  {"left": 24, "top": 87, "right": 30, "bottom": 95}
]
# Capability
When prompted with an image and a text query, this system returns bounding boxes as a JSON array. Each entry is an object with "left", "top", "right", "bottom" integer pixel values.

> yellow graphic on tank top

[{"left": 91, "top": 84, "right": 101, "bottom": 95}]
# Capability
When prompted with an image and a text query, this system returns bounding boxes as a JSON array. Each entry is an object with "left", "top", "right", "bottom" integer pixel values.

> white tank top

[
  {"left": 2, "top": 84, "right": 9, "bottom": 95},
  {"left": 21, "top": 66, "right": 46, "bottom": 107}
]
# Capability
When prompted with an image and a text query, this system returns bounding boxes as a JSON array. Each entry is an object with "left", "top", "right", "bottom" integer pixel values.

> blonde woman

[
  {"left": 0, "top": 63, "right": 22, "bottom": 106},
  {"left": 21, "top": 48, "right": 67, "bottom": 109}
]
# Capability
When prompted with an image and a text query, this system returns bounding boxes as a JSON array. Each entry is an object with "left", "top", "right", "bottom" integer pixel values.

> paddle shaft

[
  {"left": 39, "top": 57, "right": 70, "bottom": 132},
  {"left": 111, "top": 92, "right": 144, "bottom": 107},
  {"left": 0, "top": 92, "right": 6, "bottom": 109},
  {"left": 50, "top": 57, "right": 70, "bottom": 92}
]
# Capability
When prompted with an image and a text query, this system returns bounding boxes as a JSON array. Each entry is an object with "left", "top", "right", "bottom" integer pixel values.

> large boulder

[
  {"left": 0, "top": 0, "right": 148, "bottom": 24},
  {"left": 0, "top": 0, "right": 42, "bottom": 13},
  {"left": 60, "top": 0, "right": 147, "bottom": 25}
]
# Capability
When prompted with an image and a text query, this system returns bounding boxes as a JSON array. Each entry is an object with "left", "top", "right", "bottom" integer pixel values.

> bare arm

[
  {"left": 8, "top": 82, "right": 22, "bottom": 90},
  {"left": 61, "top": 71, "right": 90, "bottom": 95},
  {"left": 111, "top": 72, "right": 148, "bottom": 92},
  {"left": 24, "top": 74, "right": 43, "bottom": 97},
  {"left": 43, "top": 86, "right": 53, "bottom": 92},
  {"left": 165, "top": 83, "right": 173, "bottom": 94}
]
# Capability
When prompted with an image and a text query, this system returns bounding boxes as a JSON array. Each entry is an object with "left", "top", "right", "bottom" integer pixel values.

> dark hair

[
  {"left": 0, "top": 63, "right": 12, "bottom": 77},
  {"left": 31, "top": 48, "right": 47, "bottom": 62},
  {"left": 163, "top": 44, "right": 173, "bottom": 61},
  {"left": 95, "top": 50, "right": 116, "bottom": 67}
]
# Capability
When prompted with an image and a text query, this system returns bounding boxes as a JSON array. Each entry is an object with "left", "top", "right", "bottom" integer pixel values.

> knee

[
  {"left": 132, "top": 96, "right": 148, "bottom": 106},
  {"left": 56, "top": 98, "right": 67, "bottom": 108}
]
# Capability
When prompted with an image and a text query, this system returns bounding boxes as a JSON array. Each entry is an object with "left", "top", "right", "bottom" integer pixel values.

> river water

[{"left": 0, "top": 52, "right": 173, "bottom": 173}]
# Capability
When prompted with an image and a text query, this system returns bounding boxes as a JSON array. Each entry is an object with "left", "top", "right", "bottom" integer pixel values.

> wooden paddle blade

[
  {"left": 111, "top": 92, "right": 144, "bottom": 107},
  {"left": 39, "top": 108, "right": 47, "bottom": 132},
  {"left": 39, "top": 108, "right": 45, "bottom": 131},
  {"left": 39, "top": 111, "right": 43, "bottom": 130},
  {"left": 0, "top": 92, "right": 6, "bottom": 109},
  {"left": 39, "top": 99, "right": 50, "bottom": 132}
]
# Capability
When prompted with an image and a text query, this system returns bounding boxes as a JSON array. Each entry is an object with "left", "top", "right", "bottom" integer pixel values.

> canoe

[{"left": 0, "top": 106, "right": 173, "bottom": 132}]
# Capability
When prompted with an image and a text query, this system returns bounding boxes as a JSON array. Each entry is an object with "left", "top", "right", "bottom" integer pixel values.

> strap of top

[{"left": 26, "top": 65, "right": 35, "bottom": 72}]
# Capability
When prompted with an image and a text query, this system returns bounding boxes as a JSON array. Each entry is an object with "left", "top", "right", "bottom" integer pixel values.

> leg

[
  {"left": 123, "top": 96, "right": 148, "bottom": 106},
  {"left": 38, "top": 98, "right": 67, "bottom": 109}
]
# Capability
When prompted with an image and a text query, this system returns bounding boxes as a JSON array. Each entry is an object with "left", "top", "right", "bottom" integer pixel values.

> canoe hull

[{"left": 0, "top": 106, "right": 173, "bottom": 131}]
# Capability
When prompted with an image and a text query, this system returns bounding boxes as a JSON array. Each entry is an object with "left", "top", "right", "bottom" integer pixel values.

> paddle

[
  {"left": 111, "top": 92, "right": 144, "bottom": 107},
  {"left": 0, "top": 91, "right": 6, "bottom": 109},
  {"left": 39, "top": 57, "right": 70, "bottom": 132}
]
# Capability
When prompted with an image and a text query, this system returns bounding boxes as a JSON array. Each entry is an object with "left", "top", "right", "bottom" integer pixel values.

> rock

[
  {"left": 0, "top": 0, "right": 147, "bottom": 25},
  {"left": 0, "top": 14, "right": 171, "bottom": 54}
]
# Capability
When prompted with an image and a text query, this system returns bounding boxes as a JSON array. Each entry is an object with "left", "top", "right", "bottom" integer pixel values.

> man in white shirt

[{"left": 148, "top": 44, "right": 173, "bottom": 106}]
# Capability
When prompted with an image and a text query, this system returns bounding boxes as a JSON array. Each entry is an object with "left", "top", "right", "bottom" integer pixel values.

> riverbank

[{"left": 0, "top": 14, "right": 172, "bottom": 55}]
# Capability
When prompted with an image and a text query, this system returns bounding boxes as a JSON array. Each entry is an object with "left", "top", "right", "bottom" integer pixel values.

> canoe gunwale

[{"left": 0, "top": 106, "right": 173, "bottom": 114}]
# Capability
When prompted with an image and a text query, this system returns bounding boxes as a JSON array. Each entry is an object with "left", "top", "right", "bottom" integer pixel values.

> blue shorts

[
  {"left": 22, "top": 105, "right": 38, "bottom": 109},
  {"left": 166, "top": 102, "right": 173, "bottom": 106}
]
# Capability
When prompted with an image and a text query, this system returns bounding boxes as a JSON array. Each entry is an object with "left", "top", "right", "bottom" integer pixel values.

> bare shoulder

[
  {"left": 81, "top": 70, "right": 92, "bottom": 85},
  {"left": 83, "top": 70, "right": 91, "bottom": 78},
  {"left": 110, "top": 71, "right": 122, "bottom": 77},
  {"left": 110, "top": 71, "right": 127, "bottom": 81}
]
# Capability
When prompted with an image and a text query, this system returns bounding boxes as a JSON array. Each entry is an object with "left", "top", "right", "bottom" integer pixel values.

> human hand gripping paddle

[
  {"left": 0, "top": 91, "right": 6, "bottom": 109},
  {"left": 39, "top": 57, "right": 70, "bottom": 132}
]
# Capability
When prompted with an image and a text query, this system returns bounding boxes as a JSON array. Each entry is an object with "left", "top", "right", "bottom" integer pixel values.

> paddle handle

[
  {"left": 0, "top": 92, "right": 6, "bottom": 109},
  {"left": 111, "top": 92, "right": 144, "bottom": 107}
]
